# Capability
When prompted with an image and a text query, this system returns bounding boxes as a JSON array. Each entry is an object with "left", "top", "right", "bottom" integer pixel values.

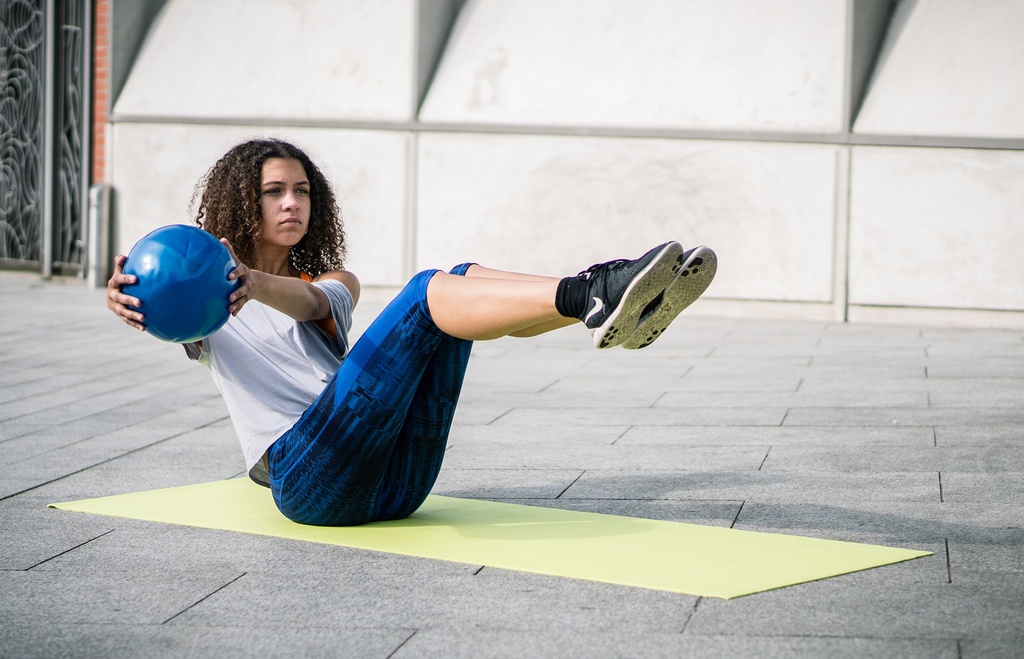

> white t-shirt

[{"left": 197, "top": 279, "right": 354, "bottom": 470}]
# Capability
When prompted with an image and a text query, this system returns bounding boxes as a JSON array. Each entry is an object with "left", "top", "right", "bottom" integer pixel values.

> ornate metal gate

[{"left": 0, "top": 0, "right": 90, "bottom": 274}]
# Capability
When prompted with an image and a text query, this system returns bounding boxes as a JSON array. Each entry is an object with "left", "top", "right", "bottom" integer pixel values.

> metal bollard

[{"left": 86, "top": 183, "right": 112, "bottom": 289}]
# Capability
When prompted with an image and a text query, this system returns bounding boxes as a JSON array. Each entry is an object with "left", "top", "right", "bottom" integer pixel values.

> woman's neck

[{"left": 252, "top": 246, "right": 295, "bottom": 278}]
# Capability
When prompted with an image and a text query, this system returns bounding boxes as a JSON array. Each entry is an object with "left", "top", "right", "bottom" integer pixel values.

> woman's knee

[{"left": 449, "top": 262, "right": 476, "bottom": 277}]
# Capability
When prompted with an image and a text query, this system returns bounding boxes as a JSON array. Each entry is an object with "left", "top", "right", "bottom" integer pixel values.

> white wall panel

[
  {"left": 420, "top": 0, "right": 846, "bottom": 132},
  {"left": 416, "top": 133, "right": 839, "bottom": 302},
  {"left": 849, "top": 147, "right": 1024, "bottom": 310},
  {"left": 114, "top": 0, "right": 416, "bottom": 121},
  {"left": 854, "top": 0, "right": 1024, "bottom": 138},
  {"left": 111, "top": 124, "right": 410, "bottom": 286}
]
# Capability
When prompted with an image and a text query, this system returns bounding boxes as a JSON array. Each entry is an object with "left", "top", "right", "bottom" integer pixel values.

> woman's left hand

[{"left": 223, "top": 239, "right": 256, "bottom": 316}]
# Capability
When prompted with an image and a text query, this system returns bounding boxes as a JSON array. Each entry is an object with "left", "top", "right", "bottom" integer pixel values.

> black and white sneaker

[
  {"left": 575, "top": 241, "right": 685, "bottom": 349},
  {"left": 621, "top": 245, "right": 717, "bottom": 350}
]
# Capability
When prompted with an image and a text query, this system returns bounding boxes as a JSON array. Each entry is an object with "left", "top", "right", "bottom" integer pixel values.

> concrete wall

[{"left": 107, "top": 0, "right": 1024, "bottom": 327}]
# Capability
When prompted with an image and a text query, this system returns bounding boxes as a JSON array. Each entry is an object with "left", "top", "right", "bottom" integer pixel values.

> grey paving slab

[
  {"left": 443, "top": 441, "right": 769, "bottom": 471},
  {"left": 0, "top": 566, "right": 246, "bottom": 626},
  {"left": 940, "top": 472, "right": 1024, "bottom": 503},
  {"left": 926, "top": 357, "right": 1024, "bottom": 379},
  {"left": 960, "top": 636, "right": 1024, "bottom": 659},
  {"left": 935, "top": 425, "right": 1024, "bottom": 446},
  {"left": 783, "top": 406, "right": 1024, "bottom": 427},
  {"left": 395, "top": 629, "right": 962, "bottom": 659},
  {"left": 688, "top": 579, "right": 1024, "bottom": 640},
  {"left": 763, "top": 445, "right": 1024, "bottom": 472},
  {"left": 564, "top": 470, "right": 941, "bottom": 504},
  {"left": 3, "top": 272, "right": 1024, "bottom": 656},
  {"left": 494, "top": 405, "right": 788, "bottom": 426},
  {"left": 0, "top": 623, "right": 411, "bottom": 659},
  {"left": 447, "top": 423, "right": 629, "bottom": 445},
  {"left": 929, "top": 385, "right": 1024, "bottom": 408},
  {"left": 432, "top": 468, "right": 583, "bottom": 499},
  {"left": 168, "top": 564, "right": 693, "bottom": 633},
  {"left": 655, "top": 388, "right": 930, "bottom": 408},
  {"left": 615, "top": 424, "right": 936, "bottom": 446},
  {"left": 459, "top": 389, "right": 665, "bottom": 408}
]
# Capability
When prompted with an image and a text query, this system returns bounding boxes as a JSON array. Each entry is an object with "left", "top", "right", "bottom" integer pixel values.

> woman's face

[{"left": 259, "top": 157, "right": 311, "bottom": 249}]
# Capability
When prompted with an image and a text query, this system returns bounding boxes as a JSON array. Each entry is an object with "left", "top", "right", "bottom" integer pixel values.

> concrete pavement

[{"left": 1, "top": 271, "right": 1022, "bottom": 657}]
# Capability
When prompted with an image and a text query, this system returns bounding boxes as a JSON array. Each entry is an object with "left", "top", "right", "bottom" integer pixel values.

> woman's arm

[{"left": 225, "top": 240, "right": 359, "bottom": 321}]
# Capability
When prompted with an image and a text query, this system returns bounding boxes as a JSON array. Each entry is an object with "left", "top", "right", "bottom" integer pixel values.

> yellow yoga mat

[{"left": 50, "top": 479, "right": 930, "bottom": 599}]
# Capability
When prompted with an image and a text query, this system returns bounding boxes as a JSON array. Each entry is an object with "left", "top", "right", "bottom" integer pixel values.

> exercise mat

[{"left": 50, "top": 479, "right": 930, "bottom": 599}]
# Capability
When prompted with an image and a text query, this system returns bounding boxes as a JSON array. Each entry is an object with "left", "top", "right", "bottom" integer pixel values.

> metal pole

[
  {"left": 41, "top": 0, "right": 56, "bottom": 278},
  {"left": 79, "top": 0, "right": 94, "bottom": 278},
  {"left": 87, "top": 183, "right": 110, "bottom": 288}
]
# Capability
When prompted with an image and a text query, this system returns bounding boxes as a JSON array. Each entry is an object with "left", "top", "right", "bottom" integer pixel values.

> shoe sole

[
  {"left": 621, "top": 246, "right": 717, "bottom": 349},
  {"left": 592, "top": 241, "right": 684, "bottom": 349}
]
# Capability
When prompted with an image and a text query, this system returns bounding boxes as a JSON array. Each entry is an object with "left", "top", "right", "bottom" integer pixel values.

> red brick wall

[{"left": 92, "top": 0, "right": 110, "bottom": 183}]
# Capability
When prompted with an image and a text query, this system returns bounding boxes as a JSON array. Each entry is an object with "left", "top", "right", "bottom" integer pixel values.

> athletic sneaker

[
  {"left": 621, "top": 245, "right": 717, "bottom": 350},
  {"left": 574, "top": 241, "right": 685, "bottom": 349}
]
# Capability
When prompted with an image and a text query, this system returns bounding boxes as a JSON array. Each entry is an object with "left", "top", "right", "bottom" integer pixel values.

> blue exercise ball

[{"left": 122, "top": 225, "right": 240, "bottom": 343}]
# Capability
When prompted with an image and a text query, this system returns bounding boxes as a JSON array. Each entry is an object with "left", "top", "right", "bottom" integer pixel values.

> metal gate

[{"left": 0, "top": 0, "right": 90, "bottom": 275}]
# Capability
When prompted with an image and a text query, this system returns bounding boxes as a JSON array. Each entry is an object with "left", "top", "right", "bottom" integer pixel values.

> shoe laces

[{"left": 577, "top": 259, "right": 629, "bottom": 280}]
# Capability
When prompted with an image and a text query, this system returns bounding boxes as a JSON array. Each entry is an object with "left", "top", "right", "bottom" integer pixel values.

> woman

[{"left": 107, "top": 138, "right": 717, "bottom": 526}]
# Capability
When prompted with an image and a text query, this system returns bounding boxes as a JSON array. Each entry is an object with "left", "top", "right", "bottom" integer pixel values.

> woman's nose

[{"left": 282, "top": 192, "right": 300, "bottom": 210}]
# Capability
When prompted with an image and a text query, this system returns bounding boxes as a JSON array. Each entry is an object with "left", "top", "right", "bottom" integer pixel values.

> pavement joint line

[
  {"left": 386, "top": 630, "right": 418, "bottom": 659},
  {"left": 484, "top": 408, "right": 515, "bottom": 425},
  {"left": 679, "top": 596, "right": 702, "bottom": 634},
  {"left": 730, "top": 501, "right": 746, "bottom": 529},
  {"left": 536, "top": 378, "right": 559, "bottom": 393},
  {"left": 161, "top": 572, "right": 248, "bottom": 625},
  {"left": 23, "top": 529, "right": 115, "bottom": 571},
  {"left": 938, "top": 472, "right": 945, "bottom": 502},
  {"left": 554, "top": 471, "right": 586, "bottom": 499},
  {"left": 944, "top": 539, "right": 953, "bottom": 584},
  {"left": 609, "top": 426, "right": 632, "bottom": 446}
]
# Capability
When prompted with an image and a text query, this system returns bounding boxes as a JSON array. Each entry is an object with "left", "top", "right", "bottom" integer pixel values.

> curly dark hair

[{"left": 191, "top": 139, "right": 346, "bottom": 277}]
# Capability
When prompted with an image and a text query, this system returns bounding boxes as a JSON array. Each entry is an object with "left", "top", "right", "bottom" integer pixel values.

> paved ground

[{"left": 1, "top": 271, "right": 1023, "bottom": 658}]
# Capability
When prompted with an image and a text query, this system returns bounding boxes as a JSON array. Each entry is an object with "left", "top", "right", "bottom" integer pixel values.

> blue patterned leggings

[{"left": 267, "top": 264, "right": 474, "bottom": 526}]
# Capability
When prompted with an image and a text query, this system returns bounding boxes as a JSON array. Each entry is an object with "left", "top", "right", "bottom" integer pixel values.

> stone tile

[
  {"left": 615, "top": 424, "right": 935, "bottom": 447},
  {"left": 432, "top": 468, "right": 583, "bottom": 499},
  {"left": 494, "top": 406, "right": 788, "bottom": 427},
  {"left": 564, "top": 470, "right": 939, "bottom": 504},
  {"left": 934, "top": 425, "right": 1024, "bottom": 446},
  {"left": 443, "top": 442, "right": 769, "bottom": 471},
  {"left": 0, "top": 567, "right": 246, "bottom": 625},
  {"left": 4, "top": 272, "right": 1024, "bottom": 655},
  {"left": 655, "top": 389, "right": 929, "bottom": 408},
  {"left": 688, "top": 579, "right": 1024, "bottom": 639},
  {"left": 0, "top": 622, "right": 410, "bottom": 659},
  {"left": 447, "top": 423, "right": 629, "bottom": 445},
  {"left": 763, "top": 446, "right": 1024, "bottom": 473},
  {"left": 940, "top": 473, "right": 1024, "bottom": 504},
  {"left": 783, "top": 407, "right": 1024, "bottom": 427}
]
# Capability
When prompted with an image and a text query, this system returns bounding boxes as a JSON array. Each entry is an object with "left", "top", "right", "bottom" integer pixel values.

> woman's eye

[{"left": 296, "top": 188, "right": 309, "bottom": 196}]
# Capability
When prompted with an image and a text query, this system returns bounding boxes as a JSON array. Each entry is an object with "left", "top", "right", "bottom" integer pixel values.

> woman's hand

[
  {"left": 223, "top": 239, "right": 257, "bottom": 316},
  {"left": 106, "top": 254, "right": 146, "bottom": 331}
]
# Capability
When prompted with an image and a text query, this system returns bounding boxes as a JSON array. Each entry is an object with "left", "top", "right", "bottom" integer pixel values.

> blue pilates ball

[{"left": 121, "top": 225, "right": 240, "bottom": 343}]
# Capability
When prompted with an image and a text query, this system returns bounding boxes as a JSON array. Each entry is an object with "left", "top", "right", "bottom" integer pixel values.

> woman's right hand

[{"left": 106, "top": 254, "right": 146, "bottom": 331}]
